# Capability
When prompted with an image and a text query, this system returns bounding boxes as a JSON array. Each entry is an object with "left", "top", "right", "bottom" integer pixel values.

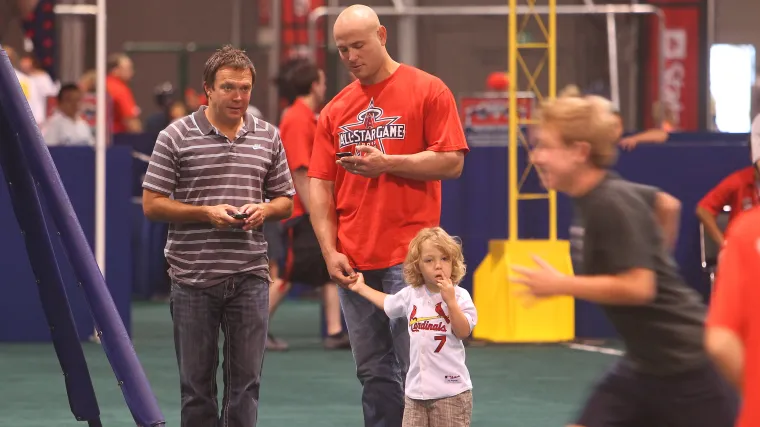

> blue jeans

[
  {"left": 170, "top": 274, "right": 269, "bottom": 427},
  {"left": 339, "top": 264, "right": 410, "bottom": 427}
]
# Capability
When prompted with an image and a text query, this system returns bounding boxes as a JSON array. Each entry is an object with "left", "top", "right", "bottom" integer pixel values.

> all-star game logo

[{"left": 338, "top": 99, "right": 406, "bottom": 153}]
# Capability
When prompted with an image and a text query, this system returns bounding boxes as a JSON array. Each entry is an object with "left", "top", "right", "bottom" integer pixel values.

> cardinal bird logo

[
  {"left": 410, "top": 305, "right": 418, "bottom": 324},
  {"left": 434, "top": 302, "right": 450, "bottom": 324}
]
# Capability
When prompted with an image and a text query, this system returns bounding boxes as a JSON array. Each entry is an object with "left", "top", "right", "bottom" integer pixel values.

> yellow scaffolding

[
  {"left": 472, "top": 0, "right": 575, "bottom": 344},
  {"left": 508, "top": 0, "right": 556, "bottom": 241}
]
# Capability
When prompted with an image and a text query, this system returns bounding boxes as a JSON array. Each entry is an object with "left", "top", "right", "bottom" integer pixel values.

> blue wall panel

[{"left": 0, "top": 146, "right": 133, "bottom": 342}]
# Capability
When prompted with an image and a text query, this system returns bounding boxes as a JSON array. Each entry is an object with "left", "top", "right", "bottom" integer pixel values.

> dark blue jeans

[
  {"left": 339, "top": 264, "right": 410, "bottom": 427},
  {"left": 170, "top": 274, "right": 269, "bottom": 427}
]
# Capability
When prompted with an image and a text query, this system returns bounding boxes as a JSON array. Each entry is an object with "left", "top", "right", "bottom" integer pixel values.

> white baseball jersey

[{"left": 384, "top": 285, "right": 477, "bottom": 400}]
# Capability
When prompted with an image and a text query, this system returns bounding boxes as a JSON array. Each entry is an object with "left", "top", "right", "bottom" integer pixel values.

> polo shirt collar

[{"left": 193, "top": 105, "right": 256, "bottom": 136}]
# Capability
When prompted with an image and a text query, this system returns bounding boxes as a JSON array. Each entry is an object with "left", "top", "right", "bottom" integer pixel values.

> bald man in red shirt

[{"left": 308, "top": 5, "right": 468, "bottom": 427}]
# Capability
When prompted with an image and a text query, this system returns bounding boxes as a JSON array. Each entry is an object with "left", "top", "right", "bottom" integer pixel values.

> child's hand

[
  {"left": 435, "top": 275, "right": 456, "bottom": 304},
  {"left": 347, "top": 273, "right": 367, "bottom": 293}
]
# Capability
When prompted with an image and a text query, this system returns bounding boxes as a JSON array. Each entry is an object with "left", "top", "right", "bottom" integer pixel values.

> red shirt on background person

[
  {"left": 106, "top": 53, "right": 142, "bottom": 133},
  {"left": 696, "top": 144, "right": 760, "bottom": 245},
  {"left": 279, "top": 74, "right": 322, "bottom": 219}
]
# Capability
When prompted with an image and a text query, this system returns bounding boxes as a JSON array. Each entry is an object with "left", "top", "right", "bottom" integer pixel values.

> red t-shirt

[
  {"left": 707, "top": 207, "right": 760, "bottom": 427},
  {"left": 308, "top": 64, "right": 469, "bottom": 270},
  {"left": 106, "top": 75, "right": 139, "bottom": 134},
  {"left": 698, "top": 166, "right": 759, "bottom": 223},
  {"left": 280, "top": 99, "right": 317, "bottom": 219}
]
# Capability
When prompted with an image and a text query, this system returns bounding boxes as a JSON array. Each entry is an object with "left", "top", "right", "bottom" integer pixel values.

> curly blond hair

[
  {"left": 403, "top": 227, "right": 466, "bottom": 288},
  {"left": 538, "top": 84, "right": 620, "bottom": 168}
]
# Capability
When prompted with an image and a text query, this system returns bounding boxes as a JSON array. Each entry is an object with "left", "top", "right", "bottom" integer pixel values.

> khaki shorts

[{"left": 402, "top": 390, "right": 473, "bottom": 427}]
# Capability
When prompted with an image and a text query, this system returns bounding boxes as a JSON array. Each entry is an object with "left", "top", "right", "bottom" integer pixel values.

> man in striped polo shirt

[{"left": 142, "top": 45, "right": 294, "bottom": 427}]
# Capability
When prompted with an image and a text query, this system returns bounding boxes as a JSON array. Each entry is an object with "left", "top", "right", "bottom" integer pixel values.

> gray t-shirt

[
  {"left": 571, "top": 172, "right": 658, "bottom": 270},
  {"left": 571, "top": 173, "right": 708, "bottom": 376}
]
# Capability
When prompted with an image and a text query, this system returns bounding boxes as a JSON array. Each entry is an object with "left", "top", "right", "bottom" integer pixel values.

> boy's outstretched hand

[{"left": 511, "top": 255, "right": 567, "bottom": 298}]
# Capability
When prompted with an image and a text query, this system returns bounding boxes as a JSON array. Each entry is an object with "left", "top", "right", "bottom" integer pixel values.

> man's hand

[
  {"left": 511, "top": 255, "right": 567, "bottom": 298},
  {"left": 435, "top": 275, "right": 456, "bottom": 304},
  {"left": 325, "top": 251, "right": 358, "bottom": 288},
  {"left": 206, "top": 204, "right": 246, "bottom": 229},
  {"left": 240, "top": 203, "right": 267, "bottom": 231},
  {"left": 337, "top": 145, "right": 390, "bottom": 178}
]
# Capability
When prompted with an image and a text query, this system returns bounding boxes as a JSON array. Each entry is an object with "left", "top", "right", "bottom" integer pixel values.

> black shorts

[
  {"left": 283, "top": 215, "right": 331, "bottom": 287},
  {"left": 576, "top": 360, "right": 738, "bottom": 427}
]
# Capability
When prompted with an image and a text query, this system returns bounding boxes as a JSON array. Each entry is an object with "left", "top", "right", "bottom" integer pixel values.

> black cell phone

[
  {"left": 336, "top": 152, "right": 353, "bottom": 158},
  {"left": 231, "top": 212, "right": 250, "bottom": 220}
]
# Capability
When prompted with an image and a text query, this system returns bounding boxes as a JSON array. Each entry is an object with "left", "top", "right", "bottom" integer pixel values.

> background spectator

[
  {"left": 42, "top": 83, "right": 94, "bottom": 147},
  {"left": 19, "top": 51, "right": 58, "bottom": 125},
  {"left": 106, "top": 52, "right": 142, "bottom": 133}
]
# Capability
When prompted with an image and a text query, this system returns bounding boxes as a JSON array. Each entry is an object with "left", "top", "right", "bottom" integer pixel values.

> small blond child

[{"left": 348, "top": 227, "right": 477, "bottom": 427}]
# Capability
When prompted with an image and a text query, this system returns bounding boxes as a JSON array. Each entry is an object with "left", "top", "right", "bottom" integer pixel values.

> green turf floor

[{"left": 0, "top": 300, "right": 620, "bottom": 426}]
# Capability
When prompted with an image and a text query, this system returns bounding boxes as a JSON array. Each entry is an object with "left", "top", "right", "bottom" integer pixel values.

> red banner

[
  {"left": 459, "top": 94, "right": 536, "bottom": 147},
  {"left": 645, "top": 2, "right": 702, "bottom": 131}
]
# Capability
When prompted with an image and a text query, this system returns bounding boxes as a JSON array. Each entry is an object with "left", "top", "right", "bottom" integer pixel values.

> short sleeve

[
  {"left": 455, "top": 287, "right": 478, "bottom": 333},
  {"left": 630, "top": 183, "right": 659, "bottom": 209},
  {"left": 707, "top": 223, "right": 749, "bottom": 334},
  {"left": 307, "top": 110, "right": 338, "bottom": 181},
  {"left": 142, "top": 131, "right": 179, "bottom": 196},
  {"left": 698, "top": 175, "right": 735, "bottom": 215},
  {"left": 423, "top": 85, "right": 470, "bottom": 154},
  {"left": 589, "top": 194, "right": 656, "bottom": 273},
  {"left": 279, "top": 112, "right": 312, "bottom": 171},
  {"left": 384, "top": 286, "right": 413, "bottom": 319},
  {"left": 265, "top": 128, "right": 296, "bottom": 200}
]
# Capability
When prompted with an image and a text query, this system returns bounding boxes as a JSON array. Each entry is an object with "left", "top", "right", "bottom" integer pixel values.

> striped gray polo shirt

[{"left": 142, "top": 106, "right": 295, "bottom": 287}]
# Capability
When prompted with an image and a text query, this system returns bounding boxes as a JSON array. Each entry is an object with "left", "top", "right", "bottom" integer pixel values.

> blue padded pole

[
  {"left": 0, "top": 47, "right": 165, "bottom": 426},
  {"left": 0, "top": 76, "right": 102, "bottom": 427}
]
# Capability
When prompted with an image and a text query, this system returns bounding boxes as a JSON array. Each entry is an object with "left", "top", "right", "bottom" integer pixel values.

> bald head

[
  {"left": 334, "top": 4, "right": 380, "bottom": 34},
  {"left": 333, "top": 4, "right": 391, "bottom": 84}
]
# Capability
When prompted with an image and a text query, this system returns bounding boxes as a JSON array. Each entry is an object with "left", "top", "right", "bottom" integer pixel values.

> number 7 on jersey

[{"left": 434, "top": 335, "right": 447, "bottom": 353}]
